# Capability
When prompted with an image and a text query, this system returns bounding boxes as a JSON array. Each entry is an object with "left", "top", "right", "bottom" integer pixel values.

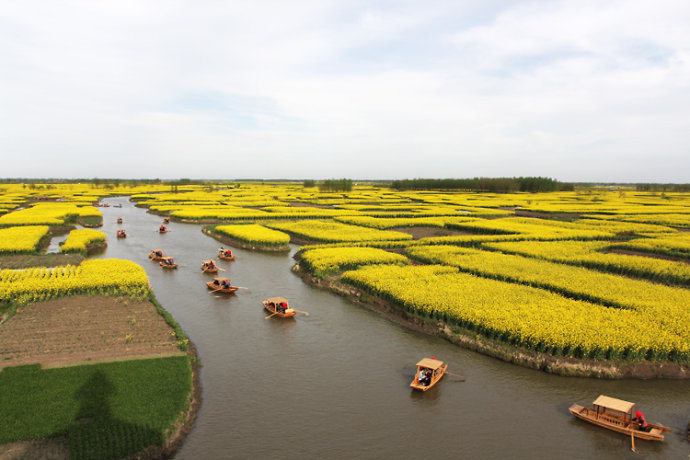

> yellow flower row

[
  {"left": 342, "top": 265, "right": 689, "bottom": 360},
  {"left": 0, "top": 203, "right": 102, "bottom": 226},
  {"left": 0, "top": 225, "right": 50, "bottom": 254},
  {"left": 60, "top": 229, "right": 107, "bottom": 253},
  {"left": 214, "top": 224, "right": 290, "bottom": 246},
  {"left": 611, "top": 233, "right": 690, "bottom": 258},
  {"left": 0, "top": 259, "right": 151, "bottom": 306},
  {"left": 485, "top": 240, "right": 690, "bottom": 286},
  {"left": 405, "top": 245, "right": 690, "bottom": 314},
  {"left": 300, "top": 246, "right": 409, "bottom": 276},
  {"left": 265, "top": 220, "right": 413, "bottom": 243}
]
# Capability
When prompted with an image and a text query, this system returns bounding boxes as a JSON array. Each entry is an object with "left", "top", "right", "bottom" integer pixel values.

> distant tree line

[
  {"left": 391, "top": 177, "right": 572, "bottom": 193},
  {"left": 317, "top": 178, "right": 353, "bottom": 192},
  {"left": 635, "top": 183, "right": 690, "bottom": 192}
]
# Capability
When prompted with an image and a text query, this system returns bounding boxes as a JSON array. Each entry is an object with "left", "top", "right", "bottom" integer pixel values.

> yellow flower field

[
  {"left": 405, "top": 244, "right": 690, "bottom": 312},
  {"left": 343, "top": 265, "right": 689, "bottom": 361},
  {"left": 0, "top": 225, "right": 50, "bottom": 254},
  {"left": 214, "top": 224, "right": 290, "bottom": 246},
  {"left": 300, "top": 246, "right": 409, "bottom": 276},
  {"left": 0, "top": 259, "right": 151, "bottom": 306},
  {"left": 485, "top": 240, "right": 690, "bottom": 286},
  {"left": 60, "top": 229, "right": 107, "bottom": 253},
  {"left": 265, "top": 220, "right": 413, "bottom": 243}
]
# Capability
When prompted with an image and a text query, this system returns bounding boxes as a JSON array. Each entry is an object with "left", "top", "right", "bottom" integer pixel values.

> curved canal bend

[{"left": 96, "top": 197, "right": 689, "bottom": 459}]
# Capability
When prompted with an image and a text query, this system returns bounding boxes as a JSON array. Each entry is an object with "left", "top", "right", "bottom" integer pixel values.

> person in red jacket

[{"left": 634, "top": 410, "right": 649, "bottom": 432}]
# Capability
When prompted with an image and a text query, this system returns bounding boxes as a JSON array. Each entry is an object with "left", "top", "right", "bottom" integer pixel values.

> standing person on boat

[{"left": 634, "top": 410, "right": 650, "bottom": 432}]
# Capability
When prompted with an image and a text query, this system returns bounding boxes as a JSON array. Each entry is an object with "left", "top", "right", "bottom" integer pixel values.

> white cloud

[{"left": 1, "top": 0, "right": 689, "bottom": 181}]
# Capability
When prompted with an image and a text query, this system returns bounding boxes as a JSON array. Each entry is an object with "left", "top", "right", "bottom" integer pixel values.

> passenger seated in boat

[
  {"left": 213, "top": 279, "right": 220, "bottom": 286},
  {"left": 634, "top": 411, "right": 650, "bottom": 432},
  {"left": 277, "top": 302, "right": 286, "bottom": 313},
  {"left": 225, "top": 250, "right": 232, "bottom": 256},
  {"left": 221, "top": 280, "right": 229, "bottom": 289},
  {"left": 418, "top": 369, "right": 431, "bottom": 386}
]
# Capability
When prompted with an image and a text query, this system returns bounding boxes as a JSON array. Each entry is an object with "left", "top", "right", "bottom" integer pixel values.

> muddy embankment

[{"left": 292, "top": 265, "right": 690, "bottom": 380}]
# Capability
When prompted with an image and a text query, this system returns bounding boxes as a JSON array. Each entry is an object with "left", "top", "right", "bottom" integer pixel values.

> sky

[{"left": 1, "top": 0, "right": 689, "bottom": 182}]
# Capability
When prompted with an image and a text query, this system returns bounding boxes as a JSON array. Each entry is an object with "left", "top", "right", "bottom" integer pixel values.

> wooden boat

[
  {"left": 569, "top": 395, "right": 669, "bottom": 441},
  {"left": 218, "top": 248, "right": 235, "bottom": 261},
  {"left": 206, "top": 278, "right": 238, "bottom": 294},
  {"left": 148, "top": 249, "right": 166, "bottom": 261},
  {"left": 116, "top": 229, "right": 127, "bottom": 238},
  {"left": 163, "top": 217, "right": 170, "bottom": 224},
  {"left": 116, "top": 217, "right": 123, "bottom": 224},
  {"left": 159, "top": 257, "right": 178, "bottom": 269},
  {"left": 201, "top": 260, "right": 218, "bottom": 273},
  {"left": 410, "top": 357, "right": 448, "bottom": 391},
  {"left": 262, "top": 297, "right": 296, "bottom": 318},
  {"left": 159, "top": 226, "right": 168, "bottom": 233}
]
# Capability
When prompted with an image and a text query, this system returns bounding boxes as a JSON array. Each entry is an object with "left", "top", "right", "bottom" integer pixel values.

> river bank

[{"left": 291, "top": 264, "right": 690, "bottom": 380}]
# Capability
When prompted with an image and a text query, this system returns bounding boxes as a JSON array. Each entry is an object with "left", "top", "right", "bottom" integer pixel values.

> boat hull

[
  {"left": 218, "top": 254, "right": 235, "bottom": 261},
  {"left": 262, "top": 301, "right": 296, "bottom": 318},
  {"left": 206, "top": 282, "right": 238, "bottom": 294},
  {"left": 569, "top": 404, "right": 667, "bottom": 441}
]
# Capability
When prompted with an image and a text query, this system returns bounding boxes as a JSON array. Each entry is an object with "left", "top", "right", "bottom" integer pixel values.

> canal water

[{"left": 97, "top": 197, "right": 689, "bottom": 459}]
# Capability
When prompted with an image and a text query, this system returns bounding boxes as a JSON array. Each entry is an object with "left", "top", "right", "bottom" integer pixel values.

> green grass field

[{"left": 0, "top": 356, "right": 192, "bottom": 459}]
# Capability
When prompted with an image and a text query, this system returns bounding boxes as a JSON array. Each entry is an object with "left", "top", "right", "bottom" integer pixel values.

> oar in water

[
  {"left": 631, "top": 431, "right": 636, "bottom": 453},
  {"left": 292, "top": 309, "right": 309, "bottom": 316},
  {"left": 233, "top": 286, "right": 249, "bottom": 290},
  {"left": 265, "top": 312, "right": 278, "bottom": 320},
  {"left": 217, "top": 267, "right": 226, "bottom": 272},
  {"left": 445, "top": 371, "right": 466, "bottom": 381}
]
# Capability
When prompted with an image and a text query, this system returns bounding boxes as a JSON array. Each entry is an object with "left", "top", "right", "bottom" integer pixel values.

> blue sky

[{"left": 1, "top": 0, "right": 689, "bottom": 182}]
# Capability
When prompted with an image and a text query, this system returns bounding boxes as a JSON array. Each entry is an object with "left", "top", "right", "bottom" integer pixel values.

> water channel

[{"left": 95, "top": 197, "right": 688, "bottom": 459}]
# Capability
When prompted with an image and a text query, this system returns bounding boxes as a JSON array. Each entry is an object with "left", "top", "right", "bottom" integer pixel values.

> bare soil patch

[
  {"left": 0, "top": 253, "right": 85, "bottom": 269},
  {"left": 0, "top": 296, "right": 183, "bottom": 370},
  {"left": 0, "top": 437, "right": 69, "bottom": 460}
]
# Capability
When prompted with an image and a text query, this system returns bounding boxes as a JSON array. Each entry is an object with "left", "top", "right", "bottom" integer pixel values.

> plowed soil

[{"left": 0, "top": 296, "right": 183, "bottom": 370}]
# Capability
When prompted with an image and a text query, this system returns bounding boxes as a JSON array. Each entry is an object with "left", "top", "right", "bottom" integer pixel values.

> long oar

[
  {"left": 233, "top": 286, "right": 249, "bottom": 290},
  {"left": 631, "top": 431, "right": 636, "bottom": 453},
  {"left": 265, "top": 312, "right": 278, "bottom": 319},
  {"left": 218, "top": 267, "right": 226, "bottom": 272},
  {"left": 292, "top": 309, "right": 309, "bottom": 316},
  {"left": 445, "top": 371, "right": 466, "bottom": 381}
]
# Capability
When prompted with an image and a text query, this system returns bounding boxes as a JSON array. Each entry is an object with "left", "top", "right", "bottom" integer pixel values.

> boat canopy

[
  {"left": 416, "top": 358, "right": 445, "bottom": 370},
  {"left": 266, "top": 297, "right": 288, "bottom": 305},
  {"left": 592, "top": 395, "right": 634, "bottom": 414}
]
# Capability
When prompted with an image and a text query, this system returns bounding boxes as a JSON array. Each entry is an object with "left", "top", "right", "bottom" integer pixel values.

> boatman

[{"left": 633, "top": 410, "right": 649, "bottom": 432}]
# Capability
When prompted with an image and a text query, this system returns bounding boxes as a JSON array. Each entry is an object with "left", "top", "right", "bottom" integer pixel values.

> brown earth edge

[
  {"left": 291, "top": 265, "right": 690, "bottom": 380},
  {"left": 0, "top": 344, "right": 201, "bottom": 460},
  {"left": 201, "top": 228, "right": 290, "bottom": 252},
  {"left": 133, "top": 340, "right": 201, "bottom": 460}
]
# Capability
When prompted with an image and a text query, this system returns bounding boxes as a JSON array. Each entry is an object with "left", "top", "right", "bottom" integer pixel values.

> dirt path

[{"left": 0, "top": 296, "right": 183, "bottom": 369}]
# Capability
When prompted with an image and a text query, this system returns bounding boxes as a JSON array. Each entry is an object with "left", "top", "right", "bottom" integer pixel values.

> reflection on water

[{"left": 96, "top": 197, "right": 690, "bottom": 459}]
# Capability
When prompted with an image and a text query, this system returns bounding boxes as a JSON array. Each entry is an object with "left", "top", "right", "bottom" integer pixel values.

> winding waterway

[{"left": 96, "top": 197, "right": 688, "bottom": 459}]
